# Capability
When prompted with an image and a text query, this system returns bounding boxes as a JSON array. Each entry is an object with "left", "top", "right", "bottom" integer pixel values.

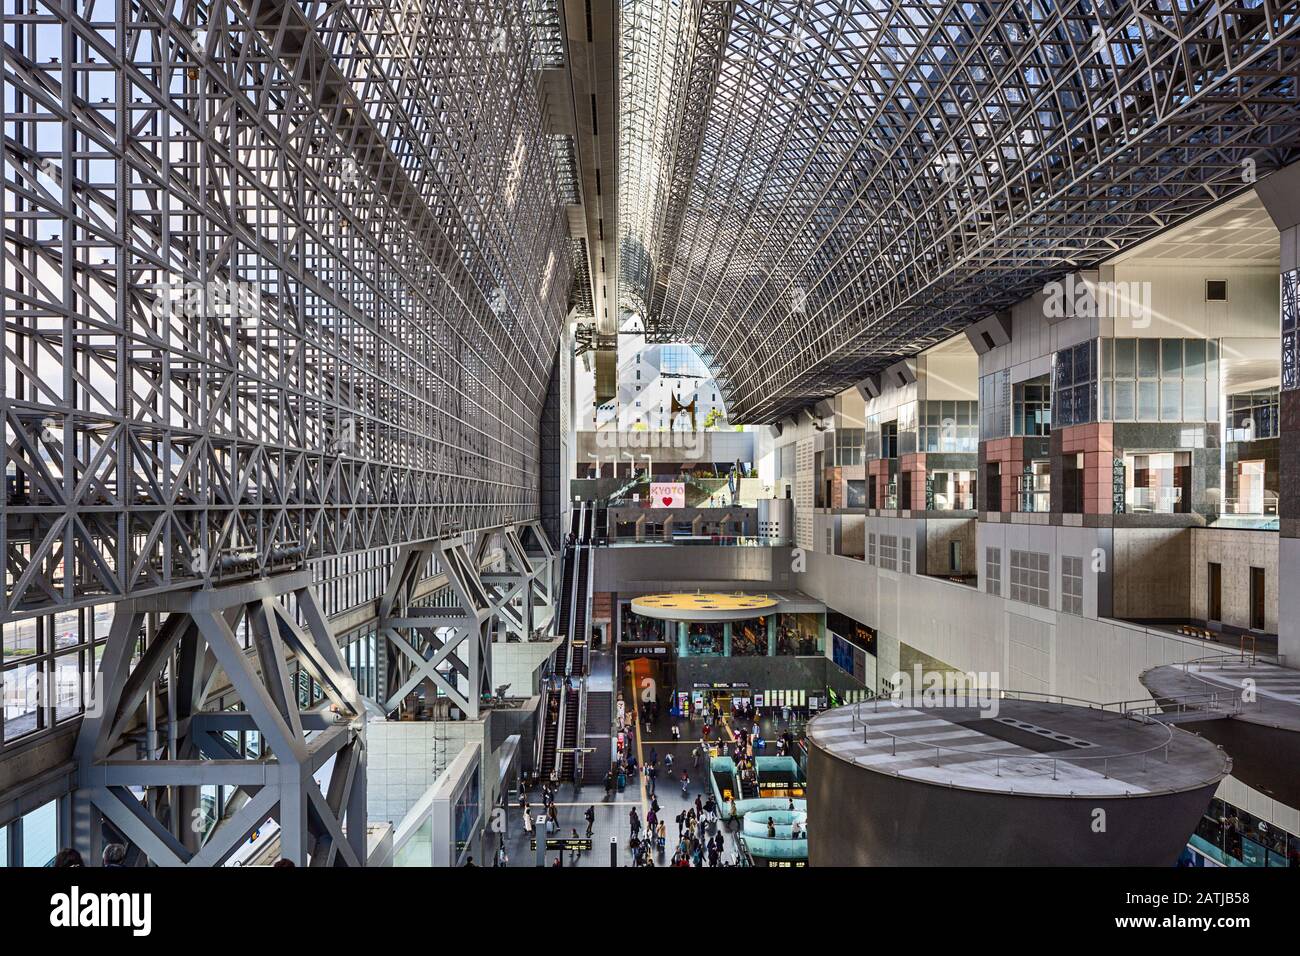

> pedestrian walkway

[{"left": 492, "top": 651, "right": 742, "bottom": 867}]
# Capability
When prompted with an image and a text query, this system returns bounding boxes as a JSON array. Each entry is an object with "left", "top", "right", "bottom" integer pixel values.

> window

[
  {"left": 980, "top": 369, "right": 1011, "bottom": 440},
  {"left": 835, "top": 428, "right": 865, "bottom": 466},
  {"left": 1010, "top": 550, "right": 1050, "bottom": 608},
  {"left": 21, "top": 800, "right": 57, "bottom": 867},
  {"left": 986, "top": 547, "right": 1002, "bottom": 596},
  {"left": 1062, "top": 556, "right": 1084, "bottom": 615},
  {"left": 1052, "top": 340, "right": 1097, "bottom": 428},
  {"left": 1013, "top": 377, "right": 1051, "bottom": 436},
  {"left": 1206, "top": 279, "right": 1227, "bottom": 301},
  {"left": 879, "top": 534, "right": 898, "bottom": 571},
  {"left": 1100, "top": 337, "right": 1215, "bottom": 424},
  {"left": 919, "top": 401, "right": 978, "bottom": 451},
  {"left": 1226, "top": 389, "right": 1279, "bottom": 441},
  {"left": 867, "top": 533, "right": 877, "bottom": 566},
  {"left": 901, "top": 537, "right": 912, "bottom": 574}
]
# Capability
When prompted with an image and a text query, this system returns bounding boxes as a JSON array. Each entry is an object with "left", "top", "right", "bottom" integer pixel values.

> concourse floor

[{"left": 495, "top": 653, "right": 748, "bottom": 868}]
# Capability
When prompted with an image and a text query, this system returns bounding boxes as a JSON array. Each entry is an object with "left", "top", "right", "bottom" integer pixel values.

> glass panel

[
  {"left": 3, "top": 664, "right": 39, "bottom": 741},
  {"left": 54, "top": 652, "right": 82, "bottom": 721},
  {"left": 1184, "top": 339, "right": 1206, "bottom": 379},
  {"left": 1161, "top": 381, "right": 1182, "bottom": 421},
  {"left": 1183, "top": 381, "right": 1205, "bottom": 421},
  {"left": 1161, "top": 339, "right": 1183, "bottom": 378},
  {"left": 1138, "top": 339, "right": 1159, "bottom": 378},
  {"left": 394, "top": 817, "right": 433, "bottom": 867},
  {"left": 21, "top": 801, "right": 57, "bottom": 867},
  {"left": 1138, "top": 381, "right": 1159, "bottom": 421},
  {"left": 1113, "top": 380, "right": 1135, "bottom": 420},
  {"left": 0, "top": 825, "right": 7, "bottom": 867},
  {"left": 1099, "top": 337, "right": 1111, "bottom": 379},
  {"left": 1113, "top": 338, "right": 1135, "bottom": 378}
]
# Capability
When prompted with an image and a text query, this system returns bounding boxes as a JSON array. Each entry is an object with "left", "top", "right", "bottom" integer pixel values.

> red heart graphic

[{"left": 662, "top": 496, "right": 673, "bottom": 506}]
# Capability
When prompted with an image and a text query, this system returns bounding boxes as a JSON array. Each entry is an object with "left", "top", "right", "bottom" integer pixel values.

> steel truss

[
  {"left": 377, "top": 524, "right": 556, "bottom": 721},
  {"left": 1, "top": 0, "right": 578, "bottom": 623},
  {"left": 73, "top": 570, "right": 366, "bottom": 867},
  {"left": 641, "top": 0, "right": 1300, "bottom": 421}
]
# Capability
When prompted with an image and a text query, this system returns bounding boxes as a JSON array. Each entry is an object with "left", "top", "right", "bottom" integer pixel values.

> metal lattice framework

[
  {"left": 644, "top": 0, "right": 1300, "bottom": 422},
  {"left": 1, "top": 0, "right": 576, "bottom": 622}
]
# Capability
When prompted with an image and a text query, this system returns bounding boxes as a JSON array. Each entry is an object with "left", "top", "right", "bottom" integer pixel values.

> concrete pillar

[
  {"left": 766, "top": 615, "right": 777, "bottom": 656},
  {"left": 677, "top": 621, "right": 688, "bottom": 657},
  {"left": 723, "top": 622, "right": 732, "bottom": 657},
  {"left": 1257, "top": 161, "right": 1300, "bottom": 668}
]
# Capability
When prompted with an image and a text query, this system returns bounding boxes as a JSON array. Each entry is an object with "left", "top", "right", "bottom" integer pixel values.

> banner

[{"left": 650, "top": 481, "right": 685, "bottom": 508}]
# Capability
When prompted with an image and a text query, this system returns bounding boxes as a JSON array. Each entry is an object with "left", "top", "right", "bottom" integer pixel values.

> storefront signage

[
  {"left": 621, "top": 641, "right": 672, "bottom": 658},
  {"left": 1112, "top": 457, "right": 1126, "bottom": 514},
  {"left": 692, "top": 681, "right": 750, "bottom": 689}
]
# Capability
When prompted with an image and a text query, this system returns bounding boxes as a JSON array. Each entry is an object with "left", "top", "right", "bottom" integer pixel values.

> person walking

[
  {"left": 680, "top": 770, "right": 689, "bottom": 795},
  {"left": 585, "top": 804, "right": 596, "bottom": 837}
]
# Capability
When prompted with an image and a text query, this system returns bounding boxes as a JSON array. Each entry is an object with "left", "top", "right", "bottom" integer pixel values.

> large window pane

[
  {"left": 1113, "top": 380, "right": 1135, "bottom": 420},
  {"left": 54, "top": 652, "right": 82, "bottom": 722},
  {"left": 1138, "top": 339, "right": 1159, "bottom": 378},
  {"left": 1161, "top": 339, "right": 1183, "bottom": 378},
  {"left": 1138, "top": 381, "right": 1159, "bottom": 421},
  {"left": 1161, "top": 381, "right": 1182, "bottom": 421},
  {"left": 1185, "top": 339, "right": 1206, "bottom": 379},
  {"left": 21, "top": 801, "right": 57, "bottom": 867},
  {"left": 1113, "top": 338, "right": 1135, "bottom": 378},
  {"left": 3, "top": 664, "right": 39, "bottom": 741},
  {"left": 3, "top": 618, "right": 39, "bottom": 661}
]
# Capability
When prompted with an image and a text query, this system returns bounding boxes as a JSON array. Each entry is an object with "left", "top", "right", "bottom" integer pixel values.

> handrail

[
  {"left": 1160, "top": 652, "right": 1269, "bottom": 706},
  {"left": 848, "top": 692, "right": 1216, "bottom": 782},
  {"left": 574, "top": 675, "right": 587, "bottom": 786}
]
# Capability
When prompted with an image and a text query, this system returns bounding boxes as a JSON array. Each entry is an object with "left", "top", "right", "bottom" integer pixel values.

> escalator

[
  {"left": 559, "top": 686, "right": 580, "bottom": 781},
  {"left": 711, "top": 762, "right": 741, "bottom": 803},
  {"left": 571, "top": 547, "right": 590, "bottom": 651},
  {"left": 539, "top": 689, "right": 562, "bottom": 779},
  {"left": 554, "top": 548, "right": 574, "bottom": 673},
  {"left": 570, "top": 641, "right": 586, "bottom": 677}
]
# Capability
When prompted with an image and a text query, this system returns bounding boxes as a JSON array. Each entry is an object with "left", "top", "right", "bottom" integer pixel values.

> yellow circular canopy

[{"left": 630, "top": 592, "right": 778, "bottom": 623}]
